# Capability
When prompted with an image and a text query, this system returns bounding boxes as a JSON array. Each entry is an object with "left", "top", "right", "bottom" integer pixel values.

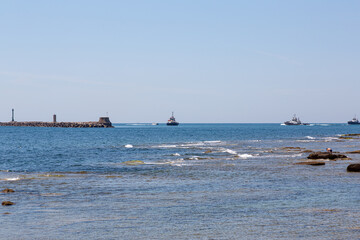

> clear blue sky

[{"left": 1, "top": 1, "right": 359, "bottom": 123}]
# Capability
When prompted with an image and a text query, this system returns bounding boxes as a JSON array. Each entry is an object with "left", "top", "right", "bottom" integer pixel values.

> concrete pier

[{"left": 0, "top": 117, "right": 113, "bottom": 128}]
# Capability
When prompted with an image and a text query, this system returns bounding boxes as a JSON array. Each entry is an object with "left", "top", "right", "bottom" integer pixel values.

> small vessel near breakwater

[
  {"left": 348, "top": 116, "right": 360, "bottom": 125},
  {"left": 166, "top": 112, "right": 179, "bottom": 126},
  {"left": 283, "top": 114, "right": 309, "bottom": 125}
]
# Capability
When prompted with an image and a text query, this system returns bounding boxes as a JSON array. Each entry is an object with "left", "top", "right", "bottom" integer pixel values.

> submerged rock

[
  {"left": 345, "top": 150, "right": 360, "bottom": 154},
  {"left": 282, "top": 147, "right": 304, "bottom": 152},
  {"left": 38, "top": 174, "right": 65, "bottom": 178},
  {"left": 123, "top": 160, "right": 145, "bottom": 166},
  {"left": 342, "top": 133, "right": 360, "bottom": 137},
  {"left": 347, "top": 164, "right": 360, "bottom": 172},
  {"left": 2, "top": 201, "right": 14, "bottom": 206},
  {"left": 295, "top": 161, "right": 325, "bottom": 166},
  {"left": 282, "top": 147, "right": 303, "bottom": 150},
  {"left": 2, "top": 188, "right": 15, "bottom": 193},
  {"left": 302, "top": 150, "right": 314, "bottom": 153},
  {"left": 307, "top": 152, "right": 347, "bottom": 160}
]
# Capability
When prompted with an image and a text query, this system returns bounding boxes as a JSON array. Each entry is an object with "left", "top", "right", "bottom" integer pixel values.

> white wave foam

[
  {"left": 180, "top": 142, "right": 204, "bottom": 147},
  {"left": 306, "top": 136, "right": 315, "bottom": 140},
  {"left": 162, "top": 158, "right": 187, "bottom": 166},
  {"left": 205, "top": 141, "right": 221, "bottom": 143},
  {"left": 238, "top": 154, "right": 253, "bottom": 159},
  {"left": 259, "top": 153, "right": 302, "bottom": 158},
  {"left": 324, "top": 137, "right": 338, "bottom": 142},
  {"left": 222, "top": 149, "right": 238, "bottom": 155},
  {"left": 2, "top": 177, "right": 20, "bottom": 181},
  {"left": 156, "top": 145, "right": 177, "bottom": 148},
  {"left": 290, "top": 153, "right": 303, "bottom": 157},
  {"left": 125, "top": 144, "right": 133, "bottom": 148},
  {"left": 172, "top": 153, "right": 181, "bottom": 156}
]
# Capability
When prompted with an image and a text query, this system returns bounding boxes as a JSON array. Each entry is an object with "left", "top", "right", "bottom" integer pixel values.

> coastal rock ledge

[
  {"left": 347, "top": 164, "right": 360, "bottom": 172},
  {"left": 307, "top": 152, "right": 347, "bottom": 160}
]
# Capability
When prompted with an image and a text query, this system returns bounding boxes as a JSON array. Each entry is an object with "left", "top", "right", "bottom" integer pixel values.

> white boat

[{"left": 284, "top": 114, "right": 309, "bottom": 125}]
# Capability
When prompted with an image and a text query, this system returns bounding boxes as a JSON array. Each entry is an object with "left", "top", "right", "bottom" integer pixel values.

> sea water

[{"left": 1, "top": 123, "right": 360, "bottom": 239}]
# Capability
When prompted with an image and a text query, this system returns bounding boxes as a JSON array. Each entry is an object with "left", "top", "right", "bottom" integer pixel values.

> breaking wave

[
  {"left": 204, "top": 141, "right": 222, "bottom": 144},
  {"left": 1, "top": 177, "right": 20, "bottom": 181},
  {"left": 238, "top": 154, "right": 254, "bottom": 159},
  {"left": 222, "top": 149, "right": 238, "bottom": 155},
  {"left": 155, "top": 145, "right": 177, "bottom": 148}
]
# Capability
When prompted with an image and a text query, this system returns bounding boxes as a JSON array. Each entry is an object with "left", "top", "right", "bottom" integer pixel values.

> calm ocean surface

[{"left": 1, "top": 123, "right": 360, "bottom": 239}]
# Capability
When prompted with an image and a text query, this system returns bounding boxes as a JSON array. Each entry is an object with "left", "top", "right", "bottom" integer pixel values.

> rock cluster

[{"left": 307, "top": 152, "right": 348, "bottom": 160}]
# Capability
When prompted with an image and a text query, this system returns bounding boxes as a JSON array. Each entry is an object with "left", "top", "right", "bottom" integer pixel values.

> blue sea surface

[{"left": 1, "top": 123, "right": 360, "bottom": 239}]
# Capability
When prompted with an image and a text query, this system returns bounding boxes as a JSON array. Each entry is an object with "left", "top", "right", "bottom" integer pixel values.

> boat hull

[
  {"left": 284, "top": 122, "right": 301, "bottom": 125},
  {"left": 167, "top": 122, "right": 179, "bottom": 126},
  {"left": 284, "top": 122, "right": 309, "bottom": 126},
  {"left": 348, "top": 121, "right": 360, "bottom": 125}
]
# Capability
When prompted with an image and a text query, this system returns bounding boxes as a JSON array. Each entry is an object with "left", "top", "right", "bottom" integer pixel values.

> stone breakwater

[{"left": 0, "top": 121, "right": 113, "bottom": 128}]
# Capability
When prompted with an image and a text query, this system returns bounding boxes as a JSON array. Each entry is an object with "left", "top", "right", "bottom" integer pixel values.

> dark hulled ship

[
  {"left": 167, "top": 112, "right": 179, "bottom": 126},
  {"left": 348, "top": 116, "right": 360, "bottom": 125}
]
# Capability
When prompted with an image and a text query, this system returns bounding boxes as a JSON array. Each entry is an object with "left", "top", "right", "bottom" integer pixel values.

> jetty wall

[
  {"left": 0, "top": 121, "right": 113, "bottom": 128},
  {"left": 0, "top": 117, "right": 113, "bottom": 128}
]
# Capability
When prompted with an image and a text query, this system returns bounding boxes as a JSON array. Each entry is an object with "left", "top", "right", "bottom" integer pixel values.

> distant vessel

[
  {"left": 348, "top": 116, "right": 360, "bottom": 125},
  {"left": 167, "top": 112, "right": 179, "bottom": 126},
  {"left": 284, "top": 114, "right": 309, "bottom": 125},
  {"left": 152, "top": 123, "right": 159, "bottom": 125}
]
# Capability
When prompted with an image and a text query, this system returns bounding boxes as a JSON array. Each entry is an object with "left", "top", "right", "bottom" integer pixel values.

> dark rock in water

[
  {"left": 345, "top": 150, "right": 360, "bottom": 154},
  {"left": 307, "top": 152, "right": 347, "bottom": 160},
  {"left": 342, "top": 133, "right": 360, "bottom": 137},
  {"left": 2, "top": 201, "right": 14, "bottom": 206},
  {"left": 347, "top": 164, "right": 360, "bottom": 172},
  {"left": 295, "top": 161, "right": 325, "bottom": 166},
  {"left": 302, "top": 150, "right": 314, "bottom": 153},
  {"left": 2, "top": 188, "right": 15, "bottom": 193}
]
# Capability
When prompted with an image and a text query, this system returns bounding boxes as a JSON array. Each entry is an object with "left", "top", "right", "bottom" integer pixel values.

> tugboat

[
  {"left": 284, "top": 114, "right": 309, "bottom": 125},
  {"left": 348, "top": 115, "right": 360, "bottom": 125},
  {"left": 167, "top": 112, "right": 179, "bottom": 126}
]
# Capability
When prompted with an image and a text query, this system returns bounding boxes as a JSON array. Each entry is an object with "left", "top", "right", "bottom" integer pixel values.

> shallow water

[{"left": 1, "top": 124, "right": 360, "bottom": 239}]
